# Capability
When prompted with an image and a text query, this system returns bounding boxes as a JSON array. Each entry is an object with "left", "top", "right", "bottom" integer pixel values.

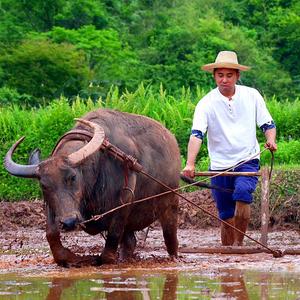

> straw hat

[{"left": 202, "top": 51, "right": 250, "bottom": 72}]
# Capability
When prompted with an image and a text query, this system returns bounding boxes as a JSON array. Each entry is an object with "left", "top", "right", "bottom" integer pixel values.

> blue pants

[{"left": 211, "top": 159, "right": 260, "bottom": 220}]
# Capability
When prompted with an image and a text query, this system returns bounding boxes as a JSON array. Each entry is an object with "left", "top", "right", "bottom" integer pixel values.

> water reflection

[
  {"left": 259, "top": 273, "right": 269, "bottom": 300},
  {"left": 161, "top": 273, "right": 178, "bottom": 300},
  {"left": 46, "top": 278, "right": 75, "bottom": 300},
  {"left": 44, "top": 272, "right": 178, "bottom": 300},
  {"left": 219, "top": 269, "right": 249, "bottom": 299},
  {"left": 0, "top": 268, "right": 299, "bottom": 299},
  {"left": 89, "top": 272, "right": 179, "bottom": 300}
]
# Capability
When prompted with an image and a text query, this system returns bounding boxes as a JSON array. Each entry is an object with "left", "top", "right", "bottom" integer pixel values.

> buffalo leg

[
  {"left": 46, "top": 224, "right": 100, "bottom": 267},
  {"left": 100, "top": 175, "right": 136, "bottom": 264},
  {"left": 46, "top": 206, "right": 100, "bottom": 267},
  {"left": 100, "top": 213, "right": 129, "bottom": 264},
  {"left": 100, "top": 239, "right": 119, "bottom": 264},
  {"left": 120, "top": 231, "right": 137, "bottom": 261},
  {"left": 159, "top": 198, "right": 178, "bottom": 258}
]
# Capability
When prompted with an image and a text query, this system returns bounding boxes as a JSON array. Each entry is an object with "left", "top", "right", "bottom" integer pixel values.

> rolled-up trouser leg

[{"left": 234, "top": 201, "right": 251, "bottom": 246}]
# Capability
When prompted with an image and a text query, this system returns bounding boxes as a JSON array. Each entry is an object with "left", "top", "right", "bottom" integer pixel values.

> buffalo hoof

[
  {"left": 56, "top": 255, "right": 102, "bottom": 268},
  {"left": 100, "top": 251, "right": 117, "bottom": 264},
  {"left": 119, "top": 250, "right": 135, "bottom": 262},
  {"left": 118, "top": 255, "right": 137, "bottom": 264},
  {"left": 169, "top": 255, "right": 178, "bottom": 262}
]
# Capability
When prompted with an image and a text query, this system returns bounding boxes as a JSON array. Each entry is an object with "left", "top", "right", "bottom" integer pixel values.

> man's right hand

[
  {"left": 182, "top": 135, "right": 202, "bottom": 178},
  {"left": 182, "top": 164, "right": 195, "bottom": 178}
]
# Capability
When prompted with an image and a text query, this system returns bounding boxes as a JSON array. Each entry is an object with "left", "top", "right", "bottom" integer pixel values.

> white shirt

[{"left": 192, "top": 85, "right": 273, "bottom": 170}]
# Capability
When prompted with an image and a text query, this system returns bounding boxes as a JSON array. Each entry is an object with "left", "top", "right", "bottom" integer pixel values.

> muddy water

[
  {"left": 1, "top": 227, "right": 300, "bottom": 299},
  {"left": 0, "top": 268, "right": 299, "bottom": 300}
]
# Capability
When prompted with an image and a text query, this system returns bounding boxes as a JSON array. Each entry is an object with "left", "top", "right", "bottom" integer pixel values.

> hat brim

[{"left": 202, "top": 62, "right": 250, "bottom": 72}]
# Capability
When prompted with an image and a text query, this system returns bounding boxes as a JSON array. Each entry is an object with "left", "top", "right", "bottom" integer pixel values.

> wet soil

[{"left": 0, "top": 190, "right": 299, "bottom": 275}]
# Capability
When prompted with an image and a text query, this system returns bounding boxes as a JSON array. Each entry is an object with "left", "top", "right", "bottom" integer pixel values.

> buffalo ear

[{"left": 28, "top": 148, "right": 42, "bottom": 165}]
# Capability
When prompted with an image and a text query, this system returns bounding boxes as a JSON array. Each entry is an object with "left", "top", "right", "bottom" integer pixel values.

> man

[{"left": 182, "top": 51, "right": 277, "bottom": 246}]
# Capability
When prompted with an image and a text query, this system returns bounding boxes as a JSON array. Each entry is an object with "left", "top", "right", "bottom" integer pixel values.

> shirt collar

[{"left": 216, "top": 85, "right": 239, "bottom": 102}]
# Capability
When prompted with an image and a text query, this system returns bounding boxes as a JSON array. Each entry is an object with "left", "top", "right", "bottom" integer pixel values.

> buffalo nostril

[{"left": 61, "top": 217, "right": 78, "bottom": 231}]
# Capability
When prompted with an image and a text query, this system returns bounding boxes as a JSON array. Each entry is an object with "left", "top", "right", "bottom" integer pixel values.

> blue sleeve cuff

[
  {"left": 191, "top": 129, "right": 204, "bottom": 140},
  {"left": 260, "top": 120, "right": 276, "bottom": 133}
]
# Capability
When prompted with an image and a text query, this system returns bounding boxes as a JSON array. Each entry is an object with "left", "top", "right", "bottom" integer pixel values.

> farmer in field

[{"left": 182, "top": 51, "right": 277, "bottom": 246}]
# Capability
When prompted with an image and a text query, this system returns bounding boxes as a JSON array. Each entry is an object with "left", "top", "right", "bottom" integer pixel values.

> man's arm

[
  {"left": 264, "top": 128, "right": 277, "bottom": 151},
  {"left": 182, "top": 135, "right": 202, "bottom": 178}
]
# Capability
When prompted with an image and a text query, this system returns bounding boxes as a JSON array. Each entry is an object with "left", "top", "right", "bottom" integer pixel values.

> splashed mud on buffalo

[{"left": 4, "top": 109, "right": 181, "bottom": 267}]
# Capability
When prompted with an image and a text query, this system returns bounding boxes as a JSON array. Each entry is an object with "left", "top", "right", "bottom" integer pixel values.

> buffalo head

[{"left": 4, "top": 119, "right": 105, "bottom": 231}]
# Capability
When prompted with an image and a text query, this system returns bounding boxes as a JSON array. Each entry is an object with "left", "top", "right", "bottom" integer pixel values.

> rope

[
  {"left": 80, "top": 147, "right": 282, "bottom": 257},
  {"left": 139, "top": 168, "right": 282, "bottom": 258}
]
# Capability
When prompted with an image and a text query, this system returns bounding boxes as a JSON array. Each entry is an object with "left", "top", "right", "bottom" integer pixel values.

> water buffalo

[{"left": 4, "top": 109, "right": 181, "bottom": 267}]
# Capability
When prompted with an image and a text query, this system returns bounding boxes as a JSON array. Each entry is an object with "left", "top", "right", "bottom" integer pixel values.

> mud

[{"left": 0, "top": 190, "right": 299, "bottom": 275}]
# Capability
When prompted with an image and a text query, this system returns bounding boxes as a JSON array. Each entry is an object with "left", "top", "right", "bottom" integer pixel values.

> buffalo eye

[
  {"left": 40, "top": 183, "right": 49, "bottom": 191},
  {"left": 66, "top": 174, "right": 77, "bottom": 186}
]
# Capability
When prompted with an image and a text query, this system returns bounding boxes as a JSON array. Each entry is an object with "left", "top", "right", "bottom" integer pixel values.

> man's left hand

[{"left": 264, "top": 140, "right": 277, "bottom": 152}]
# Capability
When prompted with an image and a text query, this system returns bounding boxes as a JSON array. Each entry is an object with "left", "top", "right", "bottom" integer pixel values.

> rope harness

[{"left": 57, "top": 129, "right": 282, "bottom": 257}]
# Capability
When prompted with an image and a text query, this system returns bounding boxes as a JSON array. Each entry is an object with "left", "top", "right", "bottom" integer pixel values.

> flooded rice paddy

[
  {"left": 0, "top": 227, "right": 300, "bottom": 299},
  {"left": 0, "top": 267, "right": 299, "bottom": 299}
]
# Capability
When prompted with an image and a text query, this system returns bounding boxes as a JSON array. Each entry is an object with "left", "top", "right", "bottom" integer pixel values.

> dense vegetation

[
  {"left": 0, "top": 0, "right": 299, "bottom": 104},
  {"left": 0, "top": 87, "right": 299, "bottom": 200},
  {"left": 0, "top": 1, "right": 299, "bottom": 201}
]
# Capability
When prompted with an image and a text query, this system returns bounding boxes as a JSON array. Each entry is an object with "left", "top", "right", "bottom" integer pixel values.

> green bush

[
  {"left": 266, "top": 97, "right": 300, "bottom": 140},
  {"left": 0, "top": 39, "right": 90, "bottom": 105},
  {"left": 0, "top": 86, "right": 33, "bottom": 106}
]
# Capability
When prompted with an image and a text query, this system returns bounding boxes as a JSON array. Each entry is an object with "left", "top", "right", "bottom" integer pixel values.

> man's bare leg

[
  {"left": 221, "top": 217, "right": 235, "bottom": 246},
  {"left": 234, "top": 201, "right": 250, "bottom": 246}
]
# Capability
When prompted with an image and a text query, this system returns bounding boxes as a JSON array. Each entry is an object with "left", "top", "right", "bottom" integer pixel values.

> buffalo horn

[
  {"left": 4, "top": 136, "right": 39, "bottom": 178},
  {"left": 67, "top": 118, "right": 105, "bottom": 165}
]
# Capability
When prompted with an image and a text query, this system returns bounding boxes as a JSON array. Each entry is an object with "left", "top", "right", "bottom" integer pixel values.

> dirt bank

[
  {"left": 0, "top": 190, "right": 299, "bottom": 275},
  {"left": 1, "top": 190, "right": 299, "bottom": 231}
]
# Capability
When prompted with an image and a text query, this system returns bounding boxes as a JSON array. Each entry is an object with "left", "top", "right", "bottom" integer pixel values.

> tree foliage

[
  {"left": 0, "top": 39, "right": 90, "bottom": 104},
  {"left": 0, "top": 0, "right": 299, "bottom": 104}
]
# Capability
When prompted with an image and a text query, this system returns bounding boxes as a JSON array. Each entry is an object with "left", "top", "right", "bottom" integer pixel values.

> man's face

[{"left": 213, "top": 68, "right": 240, "bottom": 96}]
